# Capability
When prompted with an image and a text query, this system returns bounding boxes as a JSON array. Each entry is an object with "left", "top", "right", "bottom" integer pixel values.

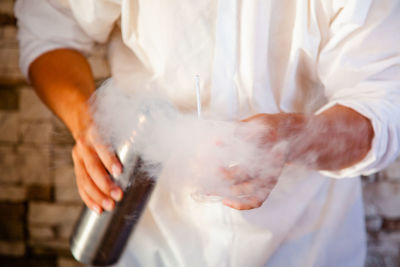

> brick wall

[
  {"left": 0, "top": 1, "right": 400, "bottom": 266},
  {"left": 0, "top": 1, "right": 109, "bottom": 266}
]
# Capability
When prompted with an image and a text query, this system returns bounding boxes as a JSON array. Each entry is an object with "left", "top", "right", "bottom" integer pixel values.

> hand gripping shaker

[
  {"left": 69, "top": 100, "right": 170, "bottom": 266},
  {"left": 69, "top": 138, "right": 156, "bottom": 266}
]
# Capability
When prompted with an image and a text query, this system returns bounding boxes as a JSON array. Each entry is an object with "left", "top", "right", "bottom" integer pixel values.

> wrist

[
  {"left": 287, "top": 105, "right": 374, "bottom": 170},
  {"left": 276, "top": 113, "right": 307, "bottom": 141},
  {"left": 62, "top": 97, "right": 94, "bottom": 141},
  {"left": 72, "top": 104, "right": 93, "bottom": 140}
]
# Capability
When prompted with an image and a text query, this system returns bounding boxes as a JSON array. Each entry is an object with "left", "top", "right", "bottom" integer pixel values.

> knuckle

[
  {"left": 95, "top": 176, "right": 110, "bottom": 189},
  {"left": 80, "top": 177, "right": 105, "bottom": 202},
  {"left": 85, "top": 161, "right": 104, "bottom": 177},
  {"left": 101, "top": 180, "right": 113, "bottom": 192},
  {"left": 98, "top": 178, "right": 113, "bottom": 195},
  {"left": 76, "top": 135, "right": 88, "bottom": 148},
  {"left": 93, "top": 194, "right": 105, "bottom": 204},
  {"left": 85, "top": 160, "right": 97, "bottom": 174},
  {"left": 80, "top": 178, "right": 92, "bottom": 194},
  {"left": 88, "top": 166, "right": 111, "bottom": 187}
]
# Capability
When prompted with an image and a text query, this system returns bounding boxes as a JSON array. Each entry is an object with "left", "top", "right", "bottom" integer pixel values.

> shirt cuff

[{"left": 315, "top": 99, "right": 385, "bottom": 178}]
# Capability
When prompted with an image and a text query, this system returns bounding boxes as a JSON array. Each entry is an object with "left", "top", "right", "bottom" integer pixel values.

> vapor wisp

[{"left": 90, "top": 80, "right": 287, "bottom": 203}]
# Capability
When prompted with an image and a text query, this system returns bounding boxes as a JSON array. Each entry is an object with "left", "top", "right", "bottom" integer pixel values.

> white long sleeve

[
  {"left": 15, "top": 0, "right": 120, "bottom": 79},
  {"left": 317, "top": 0, "right": 400, "bottom": 178}
]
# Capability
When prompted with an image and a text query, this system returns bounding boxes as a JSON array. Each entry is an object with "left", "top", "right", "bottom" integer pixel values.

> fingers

[
  {"left": 220, "top": 165, "right": 249, "bottom": 183},
  {"left": 88, "top": 128, "right": 124, "bottom": 201},
  {"left": 229, "top": 180, "right": 256, "bottom": 197},
  {"left": 78, "top": 183, "right": 102, "bottom": 214},
  {"left": 222, "top": 183, "right": 272, "bottom": 210},
  {"left": 88, "top": 127, "right": 123, "bottom": 178},
  {"left": 93, "top": 142, "right": 122, "bottom": 178},
  {"left": 73, "top": 147, "right": 107, "bottom": 212},
  {"left": 76, "top": 137, "right": 123, "bottom": 201},
  {"left": 221, "top": 171, "right": 278, "bottom": 210},
  {"left": 222, "top": 196, "right": 263, "bottom": 210},
  {"left": 73, "top": 137, "right": 123, "bottom": 213}
]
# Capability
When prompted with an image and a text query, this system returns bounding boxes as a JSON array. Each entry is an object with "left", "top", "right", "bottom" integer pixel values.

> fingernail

[
  {"left": 93, "top": 205, "right": 102, "bottom": 215},
  {"left": 111, "top": 188, "right": 122, "bottom": 202},
  {"left": 112, "top": 164, "right": 122, "bottom": 177},
  {"left": 102, "top": 199, "right": 114, "bottom": 211}
]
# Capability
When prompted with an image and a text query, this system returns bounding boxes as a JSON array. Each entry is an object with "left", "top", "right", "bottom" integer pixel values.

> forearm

[
  {"left": 29, "top": 48, "right": 96, "bottom": 138},
  {"left": 29, "top": 48, "right": 125, "bottom": 211},
  {"left": 287, "top": 105, "right": 374, "bottom": 171}
]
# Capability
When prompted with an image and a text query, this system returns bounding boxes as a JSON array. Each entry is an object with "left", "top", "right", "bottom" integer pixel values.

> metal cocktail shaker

[{"left": 70, "top": 138, "right": 157, "bottom": 266}]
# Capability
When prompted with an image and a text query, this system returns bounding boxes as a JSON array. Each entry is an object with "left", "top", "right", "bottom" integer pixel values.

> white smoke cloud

[{"left": 90, "top": 79, "right": 288, "bottom": 203}]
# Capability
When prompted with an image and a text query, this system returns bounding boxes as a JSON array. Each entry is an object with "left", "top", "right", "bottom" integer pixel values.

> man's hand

[
  {"left": 222, "top": 106, "right": 373, "bottom": 210},
  {"left": 72, "top": 115, "right": 123, "bottom": 214},
  {"left": 222, "top": 113, "right": 305, "bottom": 210}
]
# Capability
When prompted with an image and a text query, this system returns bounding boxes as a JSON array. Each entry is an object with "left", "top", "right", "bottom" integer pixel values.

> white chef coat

[{"left": 15, "top": 0, "right": 400, "bottom": 266}]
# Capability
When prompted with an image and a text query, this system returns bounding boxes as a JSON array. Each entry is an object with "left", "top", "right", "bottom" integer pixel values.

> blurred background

[{"left": 0, "top": 0, "right": 399, "bottom": 266}]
